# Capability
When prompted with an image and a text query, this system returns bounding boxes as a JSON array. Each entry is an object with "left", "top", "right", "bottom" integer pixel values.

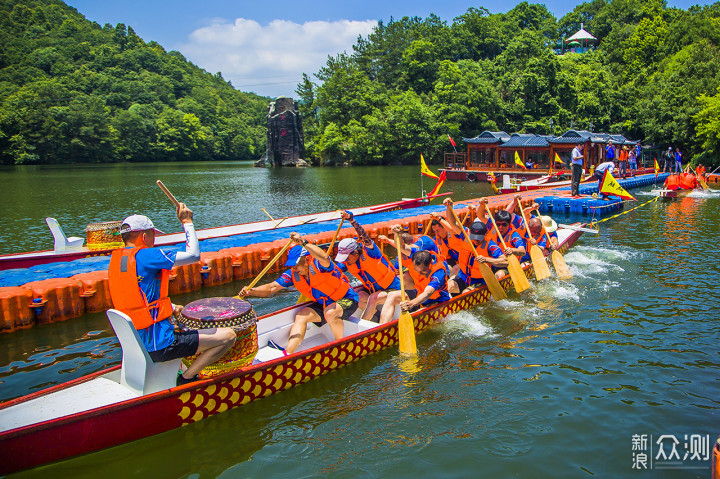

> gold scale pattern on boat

[{"left": 176, "top": 280, "right": 498, "bottom": 425}]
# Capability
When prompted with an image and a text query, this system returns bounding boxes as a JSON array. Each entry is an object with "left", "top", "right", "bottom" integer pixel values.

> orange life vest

[
  {"left": 108, "top": 247, "right": 173, "bottom": 330},
  {"left": 664, "top": 175, "right": 680, "bottom": 190},
  {"left": 347, "top": 248, "right": 397, "bottom": 293},
  {"left": 456, "top": 239, "right": 498, "bottom": 280},
  {"left": 435, "top": 231, "right": 464, "bottom": 261},
  {"left": 292, "top": 260, "right": 350, "bottom": 304},
  {"left": 679, "top": 172, "right": 697, "bottom": 190},
  {"left": 400, "top": 251, "right": 449, "bottom": 300}
]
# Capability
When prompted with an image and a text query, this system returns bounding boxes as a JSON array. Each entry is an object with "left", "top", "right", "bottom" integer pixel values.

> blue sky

[{"left": 65, "top": 0, "right": 710, "bottom": 98}]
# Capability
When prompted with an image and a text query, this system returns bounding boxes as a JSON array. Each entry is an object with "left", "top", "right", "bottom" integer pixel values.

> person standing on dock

[
  {"left": 628, "top": 146, "right": 638, "bottom": 176},
  {"left": 571, "top": 142, "right": 585, "bottom": 197},
  {"left": 674, "top": 148, "right": 683, "bottom": 173},
  {"left": 619, "top": 146, "right": 629, "bottom": 178},
  {"left": 239, "top": 232, "right": 359, "bottom": 355},
  {"left": 334, "top": 211, "right": 402, "bottom": 324},
  {"left": 605, "top": 141, "right": 616, "bottom": 163},
  {"left": 108, "top": 206, "right": 237, "bottom": 386},
  {"left": 663, "top": 147, "right": 674, "bottom": 173}
]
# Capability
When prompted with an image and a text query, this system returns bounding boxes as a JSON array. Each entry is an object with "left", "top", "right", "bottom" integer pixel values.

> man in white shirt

[{"left": 570, "top": 142, "right": 584, "bottom": 197}]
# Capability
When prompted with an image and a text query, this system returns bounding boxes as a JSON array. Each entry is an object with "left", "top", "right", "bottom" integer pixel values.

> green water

[{"left": 1, "top": 163, "right": 719, "bottom": 478}]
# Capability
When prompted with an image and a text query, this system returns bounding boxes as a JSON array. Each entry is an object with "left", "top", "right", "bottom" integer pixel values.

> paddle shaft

[
  {"left": 156, "top": 180, "right": 180, "bottom": 207},
  {"left": 240, "top": 240, "right": 294, "bottom": 296},
  {"left": 327, "top": 216, "right": 344, "bottom": 252}
]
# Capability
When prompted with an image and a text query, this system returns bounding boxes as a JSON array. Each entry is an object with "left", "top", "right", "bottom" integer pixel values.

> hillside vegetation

[
  {"left": 0, "top": 0, "right": 268, "bottom": 165},
  {"left": 298, "top": 0, "right": 720, "bottom": 167}
]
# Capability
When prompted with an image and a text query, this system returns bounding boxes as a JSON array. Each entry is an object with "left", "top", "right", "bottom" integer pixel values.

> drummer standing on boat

[
  {"left": 239, "top": 232, "right": 359, "bottom": 354},
  {"left": 108, "top": 205, "right": 237, "bottom": 386}
]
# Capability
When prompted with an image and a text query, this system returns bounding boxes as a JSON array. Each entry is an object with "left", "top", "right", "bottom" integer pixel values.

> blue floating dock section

[{"left": 536, "top": 173, "right": 670, "bottom": 216}]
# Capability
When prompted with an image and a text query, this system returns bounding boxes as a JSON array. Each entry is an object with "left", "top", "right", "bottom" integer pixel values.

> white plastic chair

[
  {"left": 45, "top": 217, "right": 84, "bottom": 251},
  {"left": 106, "top": 309, "right": 181, "bottom": 395}
]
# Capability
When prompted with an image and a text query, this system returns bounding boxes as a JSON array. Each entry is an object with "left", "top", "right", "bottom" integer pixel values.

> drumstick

[{"left": 156, "top": 180, "right": 180, "bottom": 207}]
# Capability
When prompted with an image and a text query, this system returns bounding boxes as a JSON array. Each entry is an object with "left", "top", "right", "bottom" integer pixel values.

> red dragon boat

[{"left": 0, "top": 225, "right": 584, "bottom": 474}]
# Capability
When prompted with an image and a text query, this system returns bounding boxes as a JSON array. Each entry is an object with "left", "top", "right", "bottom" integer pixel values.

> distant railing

[{"left": 444, "top": 153, "right": 467, "bottom": 169}]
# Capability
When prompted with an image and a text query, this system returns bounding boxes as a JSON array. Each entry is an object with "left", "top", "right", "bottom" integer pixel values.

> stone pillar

[{"left": 264, "top": 96, "right": 306, "bottom": 167}]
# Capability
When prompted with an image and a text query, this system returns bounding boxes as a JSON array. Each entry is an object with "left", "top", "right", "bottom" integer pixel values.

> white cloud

[{"left": 178, "top": 18, "right": 377, "bottom": 98}]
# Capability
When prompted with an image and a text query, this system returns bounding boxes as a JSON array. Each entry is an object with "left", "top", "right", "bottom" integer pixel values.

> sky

[{"left": 64, "top": 0, "right": 709, "bottom": 98}]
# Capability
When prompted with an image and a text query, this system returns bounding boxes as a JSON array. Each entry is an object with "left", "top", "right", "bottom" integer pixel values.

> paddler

[
  {"left": 239, "top": 232, "right": 359, "bottom": 355},
  {"left": 108, "top": 206, "right": 237, "bottom": 386},
  {"left": 334, "top": 210, "right": 402, "bottom": 324},
  {"left": 475, "top": 198, "right": 526, "bottom": 268},
  {"left": 390, "top": 225, "right": 451, "bottom": 311},
  {"left": 447, "top": 219, "right": 506, "bottom": 294}
]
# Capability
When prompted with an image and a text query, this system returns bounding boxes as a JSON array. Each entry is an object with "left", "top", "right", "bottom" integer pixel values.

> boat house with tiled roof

[{"left": 442, "top": 129, "right": 640, "bottom": 181}]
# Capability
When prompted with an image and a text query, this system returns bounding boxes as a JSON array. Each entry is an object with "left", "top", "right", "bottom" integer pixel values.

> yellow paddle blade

[
  {"left": 398, "top": 311, "right": 417, "bottom": 355},
  {"left": 296, "top": 294, "right": 312, "bottom": 304},
  {"left": 507, "top": 255, "right": 531, "bottom": 293},
  {"left": 530, "top": 245, "right": 551, "bottom": 281},
  {"left": 552, "top": 250, "right": 573, "bottom": 280},
  {"left": 699, "top": 177, "right": 709, "bottom": 190},
  {"left": 477, "top": 262, "right": 507, "bottom": 301}
]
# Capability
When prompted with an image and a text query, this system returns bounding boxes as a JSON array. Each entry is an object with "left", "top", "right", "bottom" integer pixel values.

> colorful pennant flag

[
  {"left": 554, "top": 153, "right": 565, "bottom": 165},
  {"left": 600, "top": 170, "right": 636, "bottom": 201},
  {"left": 420, "top": 154, "right": 439, "bottom": 179},
  {"left": 514, "top": 151, "right": 527, "bottom": 170},
  {"left": 428, "top": 170, "right": 447, "bottom": 196},
  {"left": 654, "top": 158, "right": 660, "bottom": 178},
  {"left": 447, "top": 135, "right": 457, "bottom": 148}
]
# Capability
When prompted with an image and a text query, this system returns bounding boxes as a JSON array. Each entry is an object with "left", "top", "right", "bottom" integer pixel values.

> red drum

[{"left": 178, "top": 297, "right": 258, "bottom": 378}]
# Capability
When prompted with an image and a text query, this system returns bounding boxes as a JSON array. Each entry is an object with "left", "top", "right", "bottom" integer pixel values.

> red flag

[
  {"left": 428, "top": 171, "right": 446, "bottom": 197},
  {"left": 447, "top": 135, "right": 457, "bottom": 147}
]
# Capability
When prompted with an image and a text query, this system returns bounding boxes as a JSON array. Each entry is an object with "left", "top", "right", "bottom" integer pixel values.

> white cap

[
  {"left": 119, "top": 215, "right": 164, "bottom": 234},
  {"left": 335, "top": 238, "right": 358, "bottom": 262}
]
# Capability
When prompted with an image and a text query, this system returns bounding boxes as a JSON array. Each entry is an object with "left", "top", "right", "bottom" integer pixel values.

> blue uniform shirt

[
  {"left": 277, "top": 258, "right": 359, "bottom": 307},
  {"left": 134, "top": 247, "right": 177, "bottom": 352}
]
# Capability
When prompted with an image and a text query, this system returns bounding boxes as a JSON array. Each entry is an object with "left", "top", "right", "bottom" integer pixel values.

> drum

[
  {"left": 177, "top": 297, "right": 258, "bottom": 378},
  {"left": 85, "top": 221, "right": 124, "bottom": 250}
]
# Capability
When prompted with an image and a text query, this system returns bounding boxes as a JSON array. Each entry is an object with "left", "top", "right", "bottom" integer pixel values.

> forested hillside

[
  {"left": 298, "top": 0, "right": 720, "bottom": 167},
  {"left": 0, "top": 0, "right": 268, "bottom": 165}
]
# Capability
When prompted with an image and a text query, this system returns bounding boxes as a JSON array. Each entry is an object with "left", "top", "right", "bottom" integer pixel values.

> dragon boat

[{"left": 0, "top": 224, "right": 583, "bottom": 475}]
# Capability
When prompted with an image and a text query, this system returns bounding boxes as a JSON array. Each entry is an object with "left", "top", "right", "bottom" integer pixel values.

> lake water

[{"left": 1, "top": 162, "right": 718, "bottom": 478}]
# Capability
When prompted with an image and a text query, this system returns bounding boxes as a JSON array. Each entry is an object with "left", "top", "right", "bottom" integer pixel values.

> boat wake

[
  {"left": 688, "top": 188, "right": 720, "bottom": 198},
  {"left": 442, "top": 310, "right": 496, "bottom": 338}
]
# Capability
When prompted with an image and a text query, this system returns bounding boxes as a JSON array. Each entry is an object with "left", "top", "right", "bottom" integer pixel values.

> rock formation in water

[{"left": 263, "top": 96, "right": 306, "bottom": 167}]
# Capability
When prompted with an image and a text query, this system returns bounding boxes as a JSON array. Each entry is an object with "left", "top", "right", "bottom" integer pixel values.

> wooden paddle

[
  {"left": 296, "top": 214, "right": 344, "bottom": 304},
  {"left": 394, "top": 235, "right": 417, "bottom": 356},
  {"left": 518, "top": 207, "right": 551, "bottom": 281},
  {"left": 690, "top": 168, "right": 709, "bottom": 190},
  {"left": 156, "top": 180, "right": 180, "bottom": 207},
  {"left": 488, "top": 212, "right": 530, "bottom": 294},
  {"left": 534, "top": 209, "right": 572, "bottom": 281},
  {"left": 237, "top": 240, "right": 294, "bottom": 298},
  {"left": 448, "top": 208, "right": 506, "bottom": 301}
]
